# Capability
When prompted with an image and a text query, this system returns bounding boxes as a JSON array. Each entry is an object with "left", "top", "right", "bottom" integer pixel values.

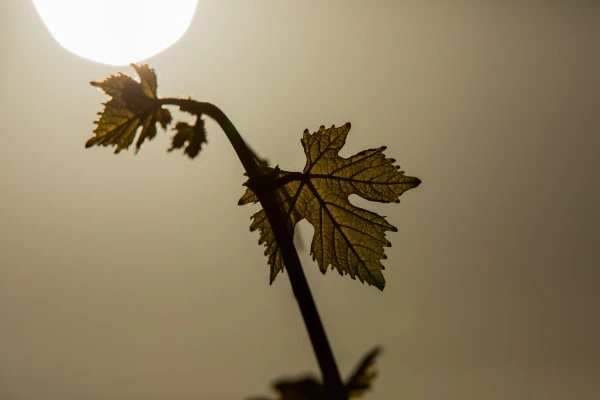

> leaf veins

[
  {"left": 86, "top": 64, "right": 171, "bottom": 153},
  {"left": 239, "top": 123, "right": 421, "bottom": 290}
]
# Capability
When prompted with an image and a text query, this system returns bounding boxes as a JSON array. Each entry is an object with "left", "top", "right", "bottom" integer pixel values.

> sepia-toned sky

[{"left": 1, "top": 1, "right": 599, "bottom": 399}]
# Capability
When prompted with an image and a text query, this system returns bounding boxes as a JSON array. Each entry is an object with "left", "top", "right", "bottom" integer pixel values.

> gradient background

[{"left": 1, "top": 1, "right": 599, "bottom": 399}]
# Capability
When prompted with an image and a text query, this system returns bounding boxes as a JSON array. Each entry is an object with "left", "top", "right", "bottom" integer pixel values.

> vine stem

[{"left": 159, "top": 98, "right": 347, "bottom": 400}]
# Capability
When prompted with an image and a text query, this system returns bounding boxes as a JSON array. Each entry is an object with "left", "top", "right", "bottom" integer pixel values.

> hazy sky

[{"left": 1, "top": 1, "right": 599, "bottom": 399}]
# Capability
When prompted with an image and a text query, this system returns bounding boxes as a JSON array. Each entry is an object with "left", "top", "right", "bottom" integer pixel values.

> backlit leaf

[
  {"left": 239, "top": 123, "right": 420, "bottom": 289},
  {"left": 86, "top": 64, "right": 171, "bottom": 153}
]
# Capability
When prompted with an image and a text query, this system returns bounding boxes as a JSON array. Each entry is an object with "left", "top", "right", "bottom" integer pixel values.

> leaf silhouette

[
  {"left": 345, "top": 346, "right": 382, "bottom": 398},
  {"left": 239, "top": 123, "right": 421, "bottom": 289},
  {"left": 168, "top": 119, "right": 207, "bottom": 159},
  {"left": 273, "top": 376, "right": 328, "bottom": 400},
  {"left": 86, "top": 64, "right": 171, "bottom": 153},
  {"left": 246, "top": 346, "right": 382, "bottom": 400}
]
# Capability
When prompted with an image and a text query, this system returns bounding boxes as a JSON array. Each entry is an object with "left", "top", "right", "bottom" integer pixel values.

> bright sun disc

[{"left": 33, "top": 0, "right": 198, "bottom": 65}]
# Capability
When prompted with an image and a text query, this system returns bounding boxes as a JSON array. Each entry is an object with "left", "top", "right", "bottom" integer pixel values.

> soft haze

[{"left": 1, "top": 1, "right": 599, "bottom": 399}]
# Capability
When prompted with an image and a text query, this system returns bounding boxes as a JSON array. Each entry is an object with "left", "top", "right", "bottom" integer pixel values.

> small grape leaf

[
  {"left": 85, "top": 64, "right": 171, "bottom": 153},
  {"left": 168, "top": 119, "right": 207, "bottom": 159},
  {"left": 239, "top": 123, "right": 420, "bottom": 290},
  {"left": 345, "top": 346, "right": 382, "bottom": 398},
  {"left": 245, "top": 346, "right": 382, "bottom": 400},
  {"left": 273, "top": 376, "right": 327, "bottom": 400}
]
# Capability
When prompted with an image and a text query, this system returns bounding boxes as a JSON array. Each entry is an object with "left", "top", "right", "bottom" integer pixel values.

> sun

[{"left": 32, "top": 0, "right": 199, "bottom": 66}]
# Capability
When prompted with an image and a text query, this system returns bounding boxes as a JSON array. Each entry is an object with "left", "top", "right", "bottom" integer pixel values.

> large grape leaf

[
  {"left": 85, "top": 64, "right": 172, "bottom": 153},
  {"left": 239, "top": 123, "right": 421, "bottom": 290}
]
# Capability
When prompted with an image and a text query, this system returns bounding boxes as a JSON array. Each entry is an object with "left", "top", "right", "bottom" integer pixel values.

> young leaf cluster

[{"left": 87, "top": 64, "right": 206, "bottom": 158}]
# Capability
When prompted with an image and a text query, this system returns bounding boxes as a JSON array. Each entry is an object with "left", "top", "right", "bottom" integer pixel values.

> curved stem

[
  {"left": 159, "top": 97, "right": 347, "bottom": 399},
  {"left": 159, "top": 98, "right": 260, "bottom": 179}
]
